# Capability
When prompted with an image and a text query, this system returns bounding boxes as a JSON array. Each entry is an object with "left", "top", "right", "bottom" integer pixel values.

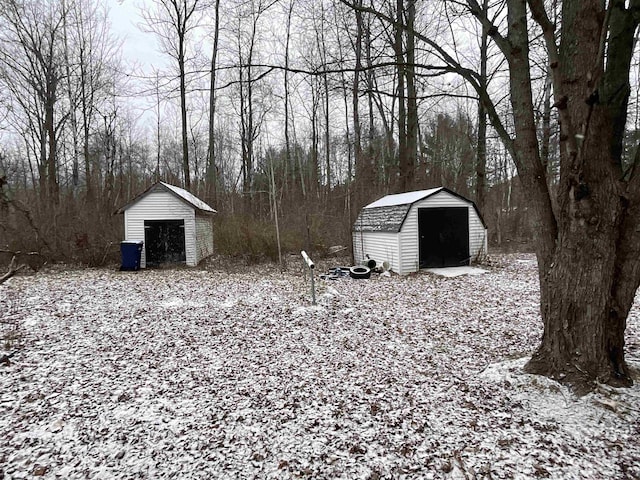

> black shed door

[
  {"left": 144, "top": 220, "right": 186, "bottom": 266},
  {"left": 418, "top": 207, "right": 469, "bottom": 268}
]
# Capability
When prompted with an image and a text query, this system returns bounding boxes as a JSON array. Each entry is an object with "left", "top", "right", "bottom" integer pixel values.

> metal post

[
  {"left": 301, "top": 250, "right": 316, "bottom": 306},
  {"left": 310, "top": 267, "right": 316, "bottom": 306}
]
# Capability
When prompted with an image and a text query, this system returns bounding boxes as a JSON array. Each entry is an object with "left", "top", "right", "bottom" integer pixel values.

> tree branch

[
  {"left": 0, "top": 256, "right": 25, "bottom": 285},
  {"left": 339, "top": 0, "right": 515, "bottom": 157},
  {"left": 465, "top": 0, "right": 510, "bottom": 54},
  {"left": 527, "top": 0, "right": 580, "bottom": 167}
]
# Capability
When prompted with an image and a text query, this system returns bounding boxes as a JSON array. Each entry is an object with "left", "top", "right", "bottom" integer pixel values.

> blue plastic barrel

[{"left": 120, "top": 241, "right": 143, "bottom": 271}]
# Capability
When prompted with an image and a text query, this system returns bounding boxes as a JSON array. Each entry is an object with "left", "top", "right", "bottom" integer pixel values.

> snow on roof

[
  {"left": 364, "top": 187, "right": 443, "bottom": 208},
  {"left": 355, "top": 187, "right": 486, "bottom": 232},
  {"left": 160, "top": 182, "right": 216, "bottom": 213},
  {"left": 116, "top": 182, "right": 217, "bottom": 214},
  {"left": 355, "top": 188, "right": 450, "bottom": 232}
]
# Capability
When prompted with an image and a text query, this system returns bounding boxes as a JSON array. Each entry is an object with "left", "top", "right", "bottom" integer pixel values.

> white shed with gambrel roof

[
  {"left": 353, "top": 187, "right": 487, "bottom": 275},
  {"left": 117, "top": 182, "right": 216, "bottom": 268}
]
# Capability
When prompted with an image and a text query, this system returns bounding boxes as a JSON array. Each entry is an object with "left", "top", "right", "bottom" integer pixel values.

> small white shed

[
  {"left": 353, "top": 187, "right": 487, "bottom": 275},
  {"left": 117, "top": 182, "right": 216, "bottom": 268}
]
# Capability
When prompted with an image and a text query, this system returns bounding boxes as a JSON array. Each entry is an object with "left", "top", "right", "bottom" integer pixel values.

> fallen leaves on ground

[{"left": 1, "top": 254, "right": 639, "bottom": 479}]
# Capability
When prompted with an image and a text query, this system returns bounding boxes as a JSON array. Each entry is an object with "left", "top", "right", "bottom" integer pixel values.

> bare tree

[
  {"left": 142, "top": 0, "right": 206, "bottom": 190},
  {"left": 393, "top": 0, "right": 408, "bottom": 192},
  {"left": 68, "top": 0, "right": 119, "bottom": 202},
  {"left": 352, "top": 0, "right": 365, "bottom": 199},
  {"left": 474, "top": 0, "right": 489, "bottom": 215},
  {"left": 344, "top": 0, "right": 640, "bottom": 389},
  {"left": 467, "top": 0, "right": 640, "bottom": 389},
  {"left": 0, "top": 0, "right": 69, "bottom": 204},
  {"left": 232, "top": 0, "right": 275, "bottom": 207},
  {"left": 283, "top": 0, "right": 301, "bottom": 197},
  {"left": 206, "top": 0, "right": 221, "bottom": 204},
  {"left": 405, "top": 0, "right": 418, "bottom": 191}
]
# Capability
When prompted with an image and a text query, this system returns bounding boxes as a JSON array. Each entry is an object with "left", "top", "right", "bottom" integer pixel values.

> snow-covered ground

[{"left": 1, "top": 254, "right": 639, "bottom": 479}]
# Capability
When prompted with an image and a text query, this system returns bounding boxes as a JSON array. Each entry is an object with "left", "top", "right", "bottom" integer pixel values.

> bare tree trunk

[
  {"left": 353, "top": 0, "right": 364, "bottom": 199},
  {"left": 155, "top": 70, "right": 162, "bottom": 181},
  {"left": 62, "top": 0, "right": 79, "bottom": 192},
  {"left": 207, "top": 0, "right": 221, "bottom": 203},
  {"left": 475, "top": 0, "right": 489, "bottom": 215},
  {"left": 405, "top": 0, "right": 417, "bottom": 191},
  {"left": 540, "top": 72, "right": 552, "bottom": 177},
  {"left": 364, "top": 19, "right": 377, "bottom": 188},
  {"left": 142, "top": 0, "right": 205, "bottom": 190},
  {"left": 317, "top": 2, "right": 331, "bottom": 194},
  {"left": 323, "top": 73, "right": 331, "bottom": 193},
  {"left": 178, "top": 34, "right": 190, "bottom": 189},
  {"left": 283, "top": 0, "right": 303, "bottom": 198},
  {"left": 269, "top": 158, "right": 282, "bottom": 269},
  {"left": 464, "top": 0, "right": 640, "bottom": 389},
  {"left": 45, "top": 90, "right": 59, "bottom": 204},
  {"left": 394, "top": 0, "right": 407, "bottom": 193},
  {"left": 81, "top": 79, "right": 93, "bottom": 201},
  {"left": 310, "top": 77, "right": 320, "bottom": 195}
]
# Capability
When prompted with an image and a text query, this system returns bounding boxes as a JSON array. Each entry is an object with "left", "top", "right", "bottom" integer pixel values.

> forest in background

[{"left": 0, "top": 0, "right": 638, "bottom": 266}]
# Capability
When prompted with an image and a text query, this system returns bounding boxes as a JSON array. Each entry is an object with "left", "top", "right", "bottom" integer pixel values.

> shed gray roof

[
  {"left": 116, "top": 182, "right": 217, "bottom": 214},
  {"left": 353, "top": 205, "right": 411, "bottom": 233},
  {"left": 353, "top": 187, "right": 483, "bottom": 233}
]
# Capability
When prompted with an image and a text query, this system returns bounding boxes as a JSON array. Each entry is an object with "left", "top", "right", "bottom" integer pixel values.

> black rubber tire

[{"left": 349, "top": 266, "right": 371, "bottom": 279}]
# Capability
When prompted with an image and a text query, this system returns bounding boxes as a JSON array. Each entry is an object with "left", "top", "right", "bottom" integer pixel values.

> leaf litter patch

[{"left": 0, "top": 254, "right": 639, "bottom": 479}]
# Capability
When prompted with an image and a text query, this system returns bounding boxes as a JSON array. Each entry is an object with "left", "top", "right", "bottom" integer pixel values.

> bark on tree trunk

[
  {"left": 179, "top": 42, "right": 190, "bottom": 190},
  {"left": 45, "top": 93, "right": 59, "bottom": 204},
  {"left": 394, "top": 0, "right": 408, "bottom": 193},
  {"left": 405, "top": 0, "right": 417, "bottom": 191},
  {"left": 352, "top": 1, "right": 364, "bottom": 203},
  {"left": 475, "top": 0, "right": 489, "bottom": 215},
  {"left": 521, "top": 0, "right": 640, "bottom": 390},
  {"left": 207, "top": 0, "right": 221, "bottom": 205}
]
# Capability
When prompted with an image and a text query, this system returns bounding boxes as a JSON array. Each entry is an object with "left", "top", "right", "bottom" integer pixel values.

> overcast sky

[{"left": 108, "top": 0, "right": 166, "bottom": 71}]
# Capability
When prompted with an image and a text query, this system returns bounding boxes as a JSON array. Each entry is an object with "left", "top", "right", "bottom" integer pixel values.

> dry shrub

[
  {"left": 214, "top": 215, "right": 304, "bottom": 262},
  {"left": 214, "top": 211, "right": 350, "bottom": 263},
  {"left": 0, "top": 195, "right": 123, "bottom": 267}
]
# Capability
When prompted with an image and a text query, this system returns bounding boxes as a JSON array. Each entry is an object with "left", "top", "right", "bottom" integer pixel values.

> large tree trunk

[
  {"left": 438, "top": 0, "right": 640, "bottom": 388},
  {"left": 521, "top": 0, "right": 640, "bottom": 389},
  {"left": 527, "top": 117, "right": 637, "bottom": 388}
]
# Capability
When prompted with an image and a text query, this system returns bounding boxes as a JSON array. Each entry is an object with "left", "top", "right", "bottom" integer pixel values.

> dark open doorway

[
  {"left": 144, "top": 220, "right": 186, "bottom": 266},
  {"left": 418, "top": 207, "right": 469, "bottom": 268}
]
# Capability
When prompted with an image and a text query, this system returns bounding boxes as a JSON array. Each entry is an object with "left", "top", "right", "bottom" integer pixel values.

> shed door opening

[
  {"left": 418, "top": 207, "right": 469, "bottom": 268},
  {"left": 144, "top": 220, "right": 186, "bottom": 266}
]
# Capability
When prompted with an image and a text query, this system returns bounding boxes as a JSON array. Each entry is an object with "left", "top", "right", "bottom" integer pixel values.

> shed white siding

[
  {"left": 398, "top": 190, "right": 487, "bottom": 274},
  {"left": 195, "top": 215, "right": 214, "bottom": 264},
  {"left": 469, "top": 214, "right": 488, "bottom": 262},
  {"left": 352, "top": 231, "right": 400, "bottom": 272},
  {"left": 124, "top": 191, "right": 197, "bottom": 267},
  {"left": 353, "top": 188, "right": 487, "bottom": 275}
]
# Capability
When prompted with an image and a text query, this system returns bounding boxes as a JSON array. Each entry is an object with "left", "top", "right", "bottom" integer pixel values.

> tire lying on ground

[{"left": 349, "top": 266, "right": 371, "bottom": 279}]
